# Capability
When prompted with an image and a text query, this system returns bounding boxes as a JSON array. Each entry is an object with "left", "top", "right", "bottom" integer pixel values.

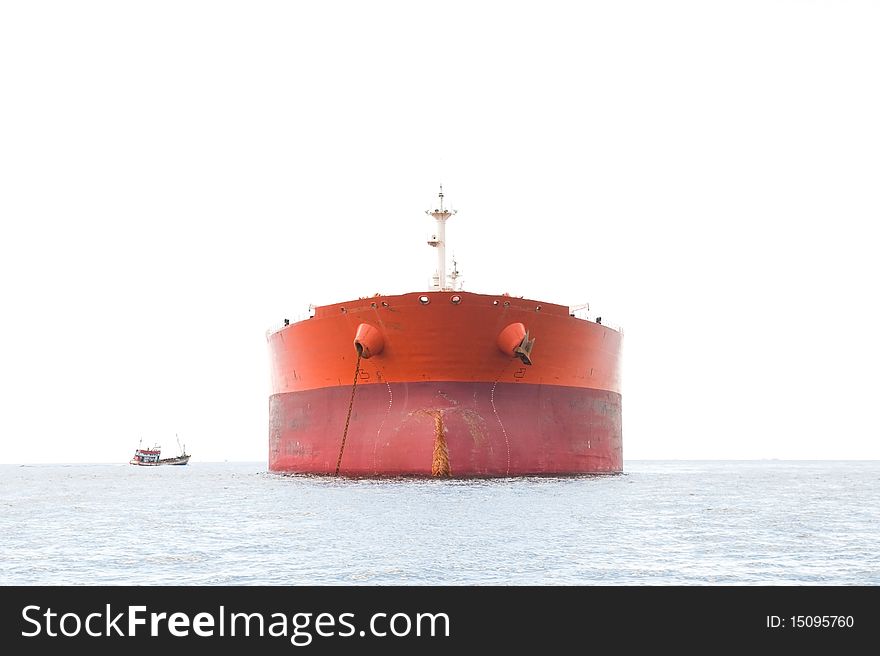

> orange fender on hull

[
  {"left": 497, "top": 322, "right": 535, "bottom": 365},
  {"left": 354, "top": 323, "right": 384, "bottom": 358}
]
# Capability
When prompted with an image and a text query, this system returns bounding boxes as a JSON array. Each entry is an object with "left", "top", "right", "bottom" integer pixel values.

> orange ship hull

[{"left": 267, "top": 291, "right": 622, "bottom": 476}]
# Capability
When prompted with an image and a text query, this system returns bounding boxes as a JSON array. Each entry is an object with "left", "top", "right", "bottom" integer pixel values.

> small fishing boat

[{"left": 129, "top": 437, "right": 190, "bottom": 466}]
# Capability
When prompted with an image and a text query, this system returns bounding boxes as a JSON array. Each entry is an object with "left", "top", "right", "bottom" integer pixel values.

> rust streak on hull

[{"left": 427, "top": 411, "right": 451, "bottom": 477}]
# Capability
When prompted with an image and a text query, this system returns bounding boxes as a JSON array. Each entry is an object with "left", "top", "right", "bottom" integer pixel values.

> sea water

[{"left": 1, "top": 460, "right": 878, "bottom": 585}]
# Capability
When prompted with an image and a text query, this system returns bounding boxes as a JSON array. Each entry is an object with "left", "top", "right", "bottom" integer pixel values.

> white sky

[{"left": 1, "top": 1, "right": 878, "bottom": 464}]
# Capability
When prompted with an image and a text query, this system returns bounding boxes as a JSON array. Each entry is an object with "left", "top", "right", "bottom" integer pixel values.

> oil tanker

[{"left": 267, "top": 188, "right": 622, "bottom": 476}]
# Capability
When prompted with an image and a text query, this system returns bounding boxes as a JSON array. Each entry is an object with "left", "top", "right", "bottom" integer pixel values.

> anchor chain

[{"left": 334, "top": 352, "right": 362, "bottom": 476}]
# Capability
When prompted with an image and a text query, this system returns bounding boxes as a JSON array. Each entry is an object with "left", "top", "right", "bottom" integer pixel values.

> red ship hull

[
  {"left": 267, "top": 291, "right": 622, "bottom": 477},
  {"left": 270, "top": 382, "right": 621, "bottom": 476}
]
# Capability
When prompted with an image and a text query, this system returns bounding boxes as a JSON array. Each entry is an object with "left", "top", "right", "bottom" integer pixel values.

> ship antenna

[
  {"left": 425, "top": 185, "right": 457, "bottom": 291},
  {"left": 449, "top": 254, "right": 462, "bottom": 291}
]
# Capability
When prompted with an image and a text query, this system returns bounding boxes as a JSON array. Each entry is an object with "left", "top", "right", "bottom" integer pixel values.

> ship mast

[{"left": 426, "top": 185, "right": 457, "bottom": 291}]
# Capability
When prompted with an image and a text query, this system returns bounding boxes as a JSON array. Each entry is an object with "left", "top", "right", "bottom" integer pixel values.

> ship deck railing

[
  {"left": 265, "top": 313, "right": 312, "bottom": 337},
  {"left": 570, "top": 308, "right": 623, "bottom": 333},
  {"left": 268, "top": 309, "right": 621, "bottom": 336}
]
